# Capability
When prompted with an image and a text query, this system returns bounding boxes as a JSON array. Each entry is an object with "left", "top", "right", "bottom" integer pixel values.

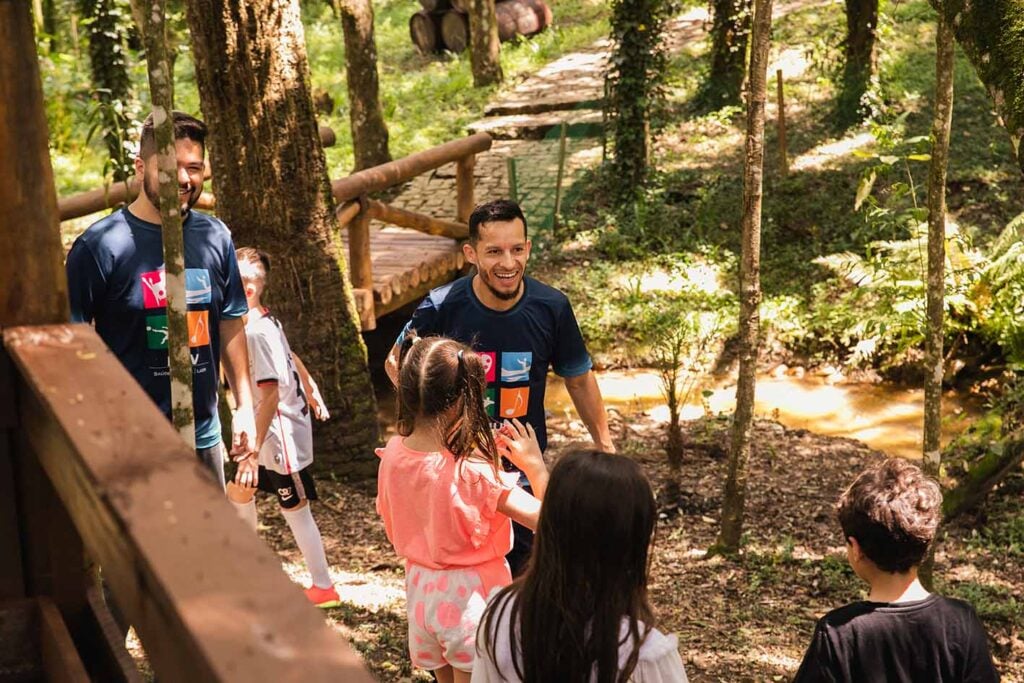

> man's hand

[{"left": 234, "top": 452, "right": 259, "bottom": 489}]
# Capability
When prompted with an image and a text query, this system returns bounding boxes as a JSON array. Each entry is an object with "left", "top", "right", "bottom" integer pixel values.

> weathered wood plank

[
  {"left": 37, "top": 597, "right": 91, "bottom": 683},
  {"left": 4, "top": 324, "right": 374, "bottom": 683}
]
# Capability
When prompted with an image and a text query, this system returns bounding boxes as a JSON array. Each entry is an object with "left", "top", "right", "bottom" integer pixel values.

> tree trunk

[
  {"left": 185, "top": 0, "right": 381, "bottom": 476},
  {"left": 469, "top": 0, "right": 503, "bottom": 86},
  {"left": 713, "top": 0, "right": 773, "bottom": 556},
  {"left": 836, "top": 0, "right": 879, "bottom": 127},
  {"left": 698, "top": 0, "right": 752, "bottom": 111},
  {"left": 928, "top": 0, "right": 1024, "bottom": 175},
  {"left": 920, "top": 12, "right": 954, "bottom": 591},
  {"left": 79, "top": 0, "right": 134, "bottom": 181},
  {"left": 923, "top": 14, "right": 954, "bottom": 476},
  {"left": 130, "top": 0, "right": 196, "bottom": 446},
  {"left": 943, "top": 436, "right": 1024, "bottom": 520},
  {"left": 0, "top": 0, "right": 67, "bottom": 326},
  {"left": 337, "top": 0, "right": 391, "bottom": 171}
]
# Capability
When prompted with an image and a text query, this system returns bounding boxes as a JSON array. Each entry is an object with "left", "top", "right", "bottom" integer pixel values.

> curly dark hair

[{"left": 837, "top": 458, "right": 942, "bottom": 573}]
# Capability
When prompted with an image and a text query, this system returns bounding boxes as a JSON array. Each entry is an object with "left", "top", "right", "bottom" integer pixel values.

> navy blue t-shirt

[
  {"left": 66, "top": 208, "right": 247, "bottom": 449},
  {"left": 396, "top": 275, "right": 592, "bottom": 452}
]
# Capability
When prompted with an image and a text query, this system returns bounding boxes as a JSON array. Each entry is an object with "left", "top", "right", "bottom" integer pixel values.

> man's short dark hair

[
  {"left": 837, "top": 458, "right": 942, "bottom": 573},
  {"left": 139, "top": 111, "right": 207, "bottom": 159},
  {"left": 468, "top": 200, "right": 528, "bottom": 243}
]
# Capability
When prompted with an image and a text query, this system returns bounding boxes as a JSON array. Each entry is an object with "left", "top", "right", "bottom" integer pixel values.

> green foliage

[
  {"left": 945, "top": 581, "right": 1023, "bottom": 625},
  {"left": 605, "top": 0, "right": 678, "bottom": 197}
]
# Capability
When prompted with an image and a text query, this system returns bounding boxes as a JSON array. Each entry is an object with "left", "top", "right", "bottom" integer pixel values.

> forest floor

[{"left": 253, "top": 410, "right": 1024, "bottom": 682}]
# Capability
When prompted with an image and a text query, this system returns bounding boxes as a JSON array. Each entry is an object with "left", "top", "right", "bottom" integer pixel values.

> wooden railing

[
  {"left": 335, "top": 132, "right": 492, "bottom": 329},
  {"left": 0, "top": 324, "right": 375, "bottom": 682}
]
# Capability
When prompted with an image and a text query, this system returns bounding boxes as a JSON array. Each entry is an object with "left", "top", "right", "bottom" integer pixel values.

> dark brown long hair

[
  {"left": 396, "top": 332, "right": 499, "bottom": 467},
  {"left": 479, "top": 450, "right": 658, "bottom": 683}
]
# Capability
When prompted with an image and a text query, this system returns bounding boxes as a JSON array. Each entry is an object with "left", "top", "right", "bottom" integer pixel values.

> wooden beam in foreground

[
  {"left": 4, "top": 324, "right": 374, "bottom": 683},
  {"left": 365, "top": 199, "right": 468, "bottom": 239}
]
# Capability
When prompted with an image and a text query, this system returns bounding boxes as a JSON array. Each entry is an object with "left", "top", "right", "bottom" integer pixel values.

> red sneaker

[{"left": 305, "top": 585, "right": 341, "bottom": 609}]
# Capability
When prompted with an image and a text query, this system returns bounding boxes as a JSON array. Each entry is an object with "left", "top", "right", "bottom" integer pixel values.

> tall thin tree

[
  {"left": 129, "top": 0, "right": 196, "bottom": 445},
  {"left": 336, "top": 0, "right": 391, "bottom": 170},
  {"left": 79, "top": 0, "right": 134, "bottom": 181},
  {"left": 185, "top": 0, "right": 381, "bottom": 475},
  {"left": 469, "top": 0, "right": 502, "bottom": 86},
  {"left": 836, "top": 0, "right": 879, "bottom": 127},
  {"left": 713, "top": 0, "right": 773, "bottom": 556},
  {"left": 696, "top": 0, "right": 751, "bottom": 111}
]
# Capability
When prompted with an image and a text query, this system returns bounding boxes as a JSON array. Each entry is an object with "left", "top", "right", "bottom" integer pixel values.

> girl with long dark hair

[
  {"left": 473, "top": 450, "right": 687, "bottom": 682},
  {"left": 377, "top": 333, "right": 548, "bottom": 683}
]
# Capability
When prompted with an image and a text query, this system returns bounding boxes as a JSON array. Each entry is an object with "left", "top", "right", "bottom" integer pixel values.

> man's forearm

[
  {"left": 563, "top": 371, "right": 615, "bottom": 453},
  {"left": 220, "top": 318, "right": 253, "bottom": 408}
]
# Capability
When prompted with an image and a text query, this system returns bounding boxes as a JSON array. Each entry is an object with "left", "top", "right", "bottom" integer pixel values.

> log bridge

[{"left": 58, "top": 131, "right": 493, "bottom": 332}]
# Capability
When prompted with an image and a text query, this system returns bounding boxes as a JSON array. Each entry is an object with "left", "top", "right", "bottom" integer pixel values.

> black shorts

[{"left": 256, "top": 465, "right": 318, "bottom": 509}]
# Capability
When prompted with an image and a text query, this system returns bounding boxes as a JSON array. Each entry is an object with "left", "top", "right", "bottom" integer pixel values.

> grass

[{"left": 41, "top": 0, "right": 610, "bottom": 196}]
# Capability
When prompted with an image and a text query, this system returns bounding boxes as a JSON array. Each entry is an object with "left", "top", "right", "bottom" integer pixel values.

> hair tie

[{"left": 457, "top": 349, "right": 464, "bottom": 360}]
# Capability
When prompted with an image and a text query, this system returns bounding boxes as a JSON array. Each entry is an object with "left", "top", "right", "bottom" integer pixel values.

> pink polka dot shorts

[{"left": 405, "top": 562, "right": 507, "bottom": 672}]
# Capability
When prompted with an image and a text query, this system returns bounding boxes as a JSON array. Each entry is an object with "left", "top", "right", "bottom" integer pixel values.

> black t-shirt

[
  {"left": 396, "top": 275, "right": 592, "bottom": 453},
  {"left": 793, "top": 594, "right": 1000, "bottom": 682}
]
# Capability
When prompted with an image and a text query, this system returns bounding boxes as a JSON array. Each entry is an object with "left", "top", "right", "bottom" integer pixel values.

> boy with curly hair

[{"left": 794, "top": 458, "right": 999, "bottom": 682}]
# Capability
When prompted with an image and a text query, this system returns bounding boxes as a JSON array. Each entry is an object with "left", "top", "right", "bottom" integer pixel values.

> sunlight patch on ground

[
  {"left": 610, "top": 261, "right": 728, "bottom": 297},
  {"left": 769, "top": 48, "right": 811, "bottom": 81},
  {"left": 946, "top": 563, "right": 1022, "bottom": 593},
  {"left": 280, "top": 560, "right": 406, "bottom": 612},
  {"left": 791, "top": 131, "right": 876, "bottom": 171}
]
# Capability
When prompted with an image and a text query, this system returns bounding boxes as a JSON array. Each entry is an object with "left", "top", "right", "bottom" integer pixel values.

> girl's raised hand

[{"left": 496, "top": 418, "right": 544, "bottom": 474}]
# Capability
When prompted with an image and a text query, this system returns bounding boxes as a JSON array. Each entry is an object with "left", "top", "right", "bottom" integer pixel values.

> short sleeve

[
  {"left": 792, "top": 622, "right": 839, "bottom": 683},
  {"left": 248, "top": 329, "right": 279, "bottom": 385},
  {"left": 551, "top": 296, "right": 592, "bottom": 378},
  {"left": 65, "top": 238, "right": 106, "bottom": 323},
  {"left": 963, "top": 607, "right": 1001, "bottom": 682},
  {"left": 634, "top": 634, "right": 688, "bottom": 683},
  {"left": 220, "top": 228, "right": 247, "bottom": 319},
  {"left": 454, "top": 461, "right": 517, "bottom": 549}
]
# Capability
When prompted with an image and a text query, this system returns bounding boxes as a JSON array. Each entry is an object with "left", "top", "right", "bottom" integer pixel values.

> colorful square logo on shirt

[
  {"left": 499, "top": 387, "right": 529, "bottom": 419},
  {"left": 185, "top": 268, "right": 212, "bottom": 305},
  {"left": 479, "top": 351, "right": 497, "bottom": 383},
  {"left": 484, "top": 387, "right": 497, "bottom": 418},
  {"left": 146, "top": 314, "right": 168, "bottom": 350},
  {"left": 187, "top": 310, "right": 210, "bottom": 348},
  {"left": 500, "top": 352, "right": 532, "bottom": 383},
  {"left": 140, "top": 268, "right": 167, "bottom": 309}
]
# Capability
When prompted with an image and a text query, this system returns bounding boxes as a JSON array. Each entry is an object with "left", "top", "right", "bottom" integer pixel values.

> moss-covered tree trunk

[
  {"left": 923, "top": 13, "right": 954, "bottom": 476},
  {"left": 713, "top": 0, "right": 772, "bottom": 556},
  {"left": 79, "top": 0, "right": 134, "bottom": 181},
  {"left": 698, "top": 0, "right": 751, "bottom": 111},
  {"left": 185, "top": 0, "right": 381, "bottom": 476},
  {"left": 836, "top": 0, "right": 879, "bottom": 127},
  {"left": 130, "top": 0, "right": 196, "bottom": 446},
  {"left": 928, "top": 0, "right": 1024, "bottom": 174},
  {"left": 469, "top": 0, "right": 503, "bottom": 86},
  {"left": 336, "top": 0, "right": 391, "bottom": 170}
]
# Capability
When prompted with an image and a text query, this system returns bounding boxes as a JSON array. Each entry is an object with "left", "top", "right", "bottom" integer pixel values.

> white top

[
  {"left": 245, "top": 308, "right": 314, "bottom": 474},
  {"left": 471, "top": 594, "right": 688, "bottom": 683}
]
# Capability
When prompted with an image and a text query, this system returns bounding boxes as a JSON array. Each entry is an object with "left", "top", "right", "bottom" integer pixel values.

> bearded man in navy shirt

[{"left": 386, "top": 199, "right": 614, "bottom": 574}]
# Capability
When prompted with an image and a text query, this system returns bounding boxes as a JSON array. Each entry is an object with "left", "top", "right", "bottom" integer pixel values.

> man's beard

[
  {"left": 143, "top": 177, "right": 200, "bottom": 218},
  {"left": 481, "top": 269, "right": 523, "bottom": 301}
]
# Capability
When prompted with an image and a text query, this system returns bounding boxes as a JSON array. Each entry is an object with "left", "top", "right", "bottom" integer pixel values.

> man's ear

[
  {"left": 462, "top": 241, "right": 478, "bottom": 266},
  {"left": 133, "top": 156, "right": 146, "bottom": 179}
]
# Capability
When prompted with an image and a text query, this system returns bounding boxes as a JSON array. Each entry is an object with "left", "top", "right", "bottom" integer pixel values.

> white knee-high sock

[
  {"left": 282, "top": 505, "right": 332, "bottom": 589},
  {"left": 231, "top": 498, "right": 258, "bottom": 533}
]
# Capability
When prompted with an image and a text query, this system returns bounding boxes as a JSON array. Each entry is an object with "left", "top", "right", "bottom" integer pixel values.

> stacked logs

[{"left": 409, "top": 0, "right": 552, "bottom": 54}]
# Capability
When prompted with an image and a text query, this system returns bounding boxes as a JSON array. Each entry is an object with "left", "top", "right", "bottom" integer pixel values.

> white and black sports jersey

[{"left": 245, "top": 307, "right": 314, "bottom": 475}]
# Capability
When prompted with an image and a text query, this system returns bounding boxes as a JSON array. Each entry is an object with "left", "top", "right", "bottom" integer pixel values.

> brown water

[{"left": 545, "top": 370, "right": 980, "bottom": 459}]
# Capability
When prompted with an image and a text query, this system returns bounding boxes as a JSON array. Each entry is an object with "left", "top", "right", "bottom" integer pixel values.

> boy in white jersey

[{"left": 227, "top": 247, "right": 340, "bottom": 608}]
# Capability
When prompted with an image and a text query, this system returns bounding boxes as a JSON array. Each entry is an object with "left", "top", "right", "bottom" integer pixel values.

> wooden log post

[
  {"left": 365, "top": 199, "right": 468, "bottom": 239},
  {"left": 348, "top": 197, "right": 375, "bottom": 328},
  {"left": 456, "top": 154, "right": 476, "bottom": 225},
  {"left": 441, "top": 10, "right": 469, "bottom": 53},
  {"left": 552, "top": 120, "right": 568, "bottom": 235},
  {"left": 410, "top": 10, "right": 444, "bottom": 53}
]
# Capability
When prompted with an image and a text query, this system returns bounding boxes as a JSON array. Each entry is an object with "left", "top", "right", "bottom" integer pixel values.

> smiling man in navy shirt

[{"left": 386, "top": 199, "right": 614, "bottom": 574}]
